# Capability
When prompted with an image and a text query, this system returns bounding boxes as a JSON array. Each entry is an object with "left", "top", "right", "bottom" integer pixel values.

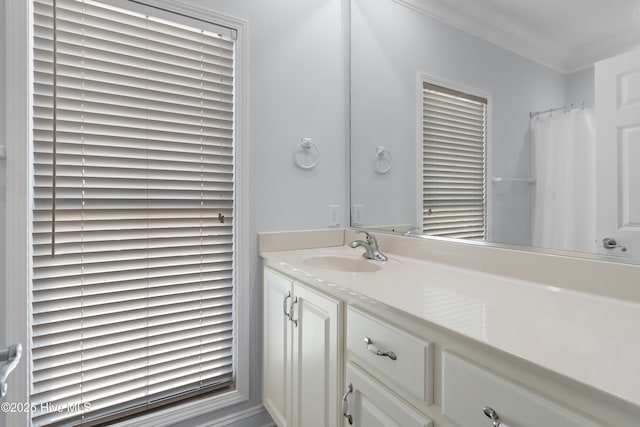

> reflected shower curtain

[{"left": 531, "top": 108, "right": 596, "bottom": 253}]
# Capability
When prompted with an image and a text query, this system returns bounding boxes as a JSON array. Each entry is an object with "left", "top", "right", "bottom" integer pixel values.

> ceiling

[{"left": 396, "top": 0, "right": 640, "bottom": 73}]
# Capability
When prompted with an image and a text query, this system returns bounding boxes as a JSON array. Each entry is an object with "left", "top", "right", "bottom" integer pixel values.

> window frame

[
  {"left": 5, "top": 1, "right": 249, "bottom": 425},
  {"left": 415, "top": 73, "right": 493, "bottom": 241}
]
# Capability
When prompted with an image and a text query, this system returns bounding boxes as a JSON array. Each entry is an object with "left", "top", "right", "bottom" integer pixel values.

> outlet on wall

[
  {"left": 352, "top": 204, "right": 363, "bottom": 226},
  {"left": 328, "top": 204, "right": 340, "bottom": 227}
]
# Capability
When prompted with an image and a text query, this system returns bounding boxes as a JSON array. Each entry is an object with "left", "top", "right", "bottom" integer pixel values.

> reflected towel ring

[
  {"left": 294, "top": 138, "right": 319, "bottom": 169},
  {"left": 373, "top": 146, "right": 391, "bottom": 174}
]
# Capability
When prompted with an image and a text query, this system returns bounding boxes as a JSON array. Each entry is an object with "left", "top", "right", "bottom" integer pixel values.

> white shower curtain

[{"left": 531, "top": 108, "right": 596, "bottom": 253}]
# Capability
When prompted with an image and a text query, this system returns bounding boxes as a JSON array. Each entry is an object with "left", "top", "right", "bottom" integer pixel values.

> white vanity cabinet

[
  {"left": 260, "top": 234, "right": 640, "bottom": 427},
  {"left": 262, "top": 267, "right": 343, "bottom": 427}
]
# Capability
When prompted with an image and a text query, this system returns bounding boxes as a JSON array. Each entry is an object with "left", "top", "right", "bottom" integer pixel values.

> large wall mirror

[{"left": 350, "top": 0, "right": 640, "bottom": 263}]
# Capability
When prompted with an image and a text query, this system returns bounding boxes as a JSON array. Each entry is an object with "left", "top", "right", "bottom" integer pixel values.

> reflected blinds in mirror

[
  {"left": 422, "top": 82, "right": 487, "bottom": 239},
  {"left": 31, "top": 0, "right": 236, "bottom": 425}
]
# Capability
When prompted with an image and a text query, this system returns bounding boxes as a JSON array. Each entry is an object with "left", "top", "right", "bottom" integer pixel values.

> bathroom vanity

[{"left": 260, "top": 229, "right": 640, "bottom": 427}]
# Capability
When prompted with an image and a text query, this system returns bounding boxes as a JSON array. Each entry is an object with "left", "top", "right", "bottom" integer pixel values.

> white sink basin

[{"left": 303, "top": 255, "right": 382, "bottom": 273}]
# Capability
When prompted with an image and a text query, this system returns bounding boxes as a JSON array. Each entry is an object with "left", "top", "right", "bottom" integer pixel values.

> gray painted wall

[{"left": 566, "top": 66, "right": 595, "bottom": 106}]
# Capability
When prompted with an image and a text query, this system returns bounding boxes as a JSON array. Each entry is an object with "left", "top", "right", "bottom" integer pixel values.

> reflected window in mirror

[{"left": 421, "top": 80, "right": 488, "bottom": 240}]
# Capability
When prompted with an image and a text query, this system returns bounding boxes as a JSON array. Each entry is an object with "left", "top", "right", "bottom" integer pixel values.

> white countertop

[{"left": 261, "top": 244, "right": 640, "bottom": 408}]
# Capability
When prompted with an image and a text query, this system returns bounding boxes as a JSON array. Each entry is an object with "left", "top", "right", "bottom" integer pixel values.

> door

[
  {"left": 595, "top": 48, "right": 640, "bottom": 258},
  {"left": 263, "top": 269, "right": 293, "bottom": 427},
  {"left": 290, "top": 283, "right": 342, "bottom": 427},
  {"left": 344, "top": 363, "right": 432, "bottom": 427}
]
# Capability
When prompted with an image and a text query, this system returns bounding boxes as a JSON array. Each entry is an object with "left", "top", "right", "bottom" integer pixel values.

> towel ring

[
  {"left": 373, "top": 146, "right": 391, "bottom": 174},
  {"left": 294, "top": 138, "right": 319, "bottom": 169}
]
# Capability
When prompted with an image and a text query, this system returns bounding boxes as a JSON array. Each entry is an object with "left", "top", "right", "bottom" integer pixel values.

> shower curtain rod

[{"left": 529, "top": 100, "right": 593, "bottom": 119}]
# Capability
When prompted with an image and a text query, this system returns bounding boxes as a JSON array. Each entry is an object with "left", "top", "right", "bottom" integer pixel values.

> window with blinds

[
  {"left": 31, "top": 0, "right": 237, "bottom": 425},
  {"left": 422, "top": 82, "right": 487, "bottom": 239}
]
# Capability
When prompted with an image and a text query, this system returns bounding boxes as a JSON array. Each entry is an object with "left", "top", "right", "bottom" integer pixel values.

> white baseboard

[{"left": 200, "top": 405, "right": 275, "bottom": 427}]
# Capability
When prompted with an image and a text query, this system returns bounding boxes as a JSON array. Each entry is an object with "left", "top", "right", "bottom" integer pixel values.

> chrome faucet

[{"left": 349, "top": 231, "right": 388, "bottom": 261}]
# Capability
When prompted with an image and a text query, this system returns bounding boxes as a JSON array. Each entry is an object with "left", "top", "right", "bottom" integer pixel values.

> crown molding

[{"left": 392, "top": 0, "right": 640, "bottom": 74}]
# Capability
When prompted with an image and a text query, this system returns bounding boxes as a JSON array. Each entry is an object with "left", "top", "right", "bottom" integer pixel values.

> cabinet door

[
  {"left": 263, "top": 269, "right": 293, "bottom": 427},
  {"left": 291, "top": 283, "right": 342, "bottom": 427},
  {"left": 345, "top": 363, "right": 433, "bottom": 427}
]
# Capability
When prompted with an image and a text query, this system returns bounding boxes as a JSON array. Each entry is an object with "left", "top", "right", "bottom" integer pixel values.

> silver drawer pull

[
  {"left": 283, "top": 291, "right": 291, "bottom": 320},
  {"left": 290, "top": 297, "right": 298, "bottom": 327},
  {"left": 342, "top": 382, "right": 353, "bottom": 425},
  {"left": 483, "top": 406, "right": 502, "bottom": 427},
  {"left": 363, "top": 337, "right": 397, "bottom": 360}
]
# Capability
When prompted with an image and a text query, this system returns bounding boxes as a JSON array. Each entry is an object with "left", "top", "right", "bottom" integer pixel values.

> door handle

[
  {"left": 602, "top": 237, "right": 627, "bottom": 251},
  {"left": 1, "top": 344, "right": 22, "bottom": 398}
]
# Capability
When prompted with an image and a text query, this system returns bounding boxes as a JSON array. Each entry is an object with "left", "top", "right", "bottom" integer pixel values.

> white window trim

[
  {"left": 5, "top": 2, "right": 33, "bottom": 427},
  {"left": 5, "top": 1, "right": 249, "bottom": 425},
  {"left": 415, "top": 72, "right": 493, "bottom": 241}
]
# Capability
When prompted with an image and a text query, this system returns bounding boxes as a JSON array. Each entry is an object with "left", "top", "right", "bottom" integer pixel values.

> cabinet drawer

[
  {"left": 442, "top": 351, "right": 603, "bottom": 427},
  {"left": 347, "top": 307, "right": 432, "bottom": 403}
]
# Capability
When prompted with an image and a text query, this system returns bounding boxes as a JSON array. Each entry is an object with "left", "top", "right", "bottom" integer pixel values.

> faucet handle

[{"left": 356, "top": 230, "right": 374, "bottom": 243}]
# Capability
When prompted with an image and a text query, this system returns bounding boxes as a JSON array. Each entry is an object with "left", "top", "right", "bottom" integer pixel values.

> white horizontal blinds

[
  {"left": 422, "top": 82, "right": 487, "bottom": 239},
  {"left": 32, "top": 0, "right": 236, "bottom": 425}
]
